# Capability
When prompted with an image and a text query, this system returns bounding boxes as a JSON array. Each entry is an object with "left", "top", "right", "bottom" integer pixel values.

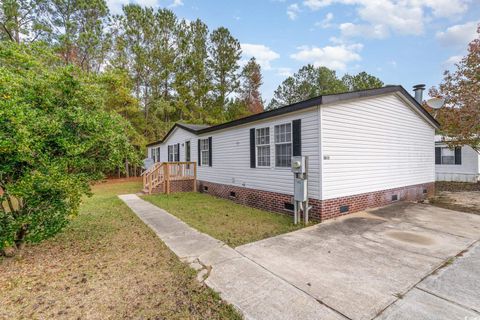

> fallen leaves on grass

[{"left": 0, "top": 181, "right": 241, "bottom": 320}]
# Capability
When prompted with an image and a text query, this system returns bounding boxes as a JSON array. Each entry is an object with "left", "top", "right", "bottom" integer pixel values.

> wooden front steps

[{"left": 142, "top": 162, "right": 197, "bottom": 195}]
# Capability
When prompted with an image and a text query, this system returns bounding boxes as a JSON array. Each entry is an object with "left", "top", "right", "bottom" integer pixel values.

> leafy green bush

[{"left": 0, "top": 42, "right": 138, "bottom": 252}]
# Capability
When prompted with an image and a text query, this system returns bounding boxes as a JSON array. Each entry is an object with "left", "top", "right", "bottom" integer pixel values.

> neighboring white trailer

[{"left": 435, "top": 136, "right": 480, "bottom": 183}]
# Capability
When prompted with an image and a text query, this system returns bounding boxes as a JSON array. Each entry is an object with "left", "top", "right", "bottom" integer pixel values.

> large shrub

[{"left": 0, "top": 42, "right": 138, "bottom": 253}]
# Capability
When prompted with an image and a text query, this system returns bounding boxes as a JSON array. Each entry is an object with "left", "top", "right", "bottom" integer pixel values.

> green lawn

[
  {"left": 143, "top": 192, "right": 306, "bottom": 247},
  {"left": 0, "top": 180, "right": 241, "bottom": 320}
]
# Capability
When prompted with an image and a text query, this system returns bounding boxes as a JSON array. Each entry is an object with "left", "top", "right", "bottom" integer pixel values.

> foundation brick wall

[
  {"left": 197, "top": 180, "right": 435, "bottom": 222},
  {"left": 152, "top": 180, "right": 195, "bottom": 193}
]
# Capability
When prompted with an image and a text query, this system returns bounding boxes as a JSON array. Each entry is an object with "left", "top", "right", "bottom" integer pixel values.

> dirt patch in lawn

[
  {"left": 0, "top": 181, "right": 240, "bottom": 320},
  {"left": 436, "top": 181, "right": 480, "bottom": 192},
  {"left": 143, "top": 192, "right": 307, "bottom": 247},
  {"left": 430, "top": 191, "right": 480, "bottom": 215}
]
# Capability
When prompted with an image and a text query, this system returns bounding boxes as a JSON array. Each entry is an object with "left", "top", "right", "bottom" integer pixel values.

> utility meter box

[
  {"left": 291, "top": 156, "right": 306, "bottom": 174},
  {"left": 294, "top": 178, "right": 307, "bottom": 201},
  {"left": 143, "top": 158, "right": 154, "bottom": 170}
]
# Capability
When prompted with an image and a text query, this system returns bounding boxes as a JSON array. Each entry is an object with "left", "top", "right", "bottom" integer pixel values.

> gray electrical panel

[
  {"left": 291, "top": 156, "right": 309, "bottom": 224},
  {"left": 294, "top": 178, "right": 307, "bottom": 201}
]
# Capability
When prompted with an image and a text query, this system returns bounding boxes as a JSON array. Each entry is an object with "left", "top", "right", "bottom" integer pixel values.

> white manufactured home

[
  {"left": 435, "top": 135, "right": 480, "bottom": 183},
  {"left": 145, "top": 86, "right": 440, "bottom": 221}
]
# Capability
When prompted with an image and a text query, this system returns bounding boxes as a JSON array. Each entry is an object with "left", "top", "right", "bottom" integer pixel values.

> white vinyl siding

[
  {"left": 147, "top": 127, "right": 197, "bottom": 164},
  {"left": 256, "top": 127, "right": 270, "bottom": 167},
  {"left": 321, "top": 94, "right": 435, "bottom": 200},
  {"left": 196, "top": 109, "right": 321, "bottom": 199},
  {"left": 147, "top": 92, "right": 438, "bottom": 201}
]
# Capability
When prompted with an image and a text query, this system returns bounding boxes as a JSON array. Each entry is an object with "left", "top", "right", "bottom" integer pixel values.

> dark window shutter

[
  {"left": 208, "top": 137, "right": 212, "bottom": 167},
  {"left": 250, "top": 128, "right": 256, "bottom": 168},
  {"left": 175, "top": 144, "right": 180, "bottom": 161},
  {"left": 292, "top": 119, "right": 302, "bottom": 156},
  {"left": 435, "top": 147, "right": 441, "bottom": 164},
  {"left": 455, "top": 147, "right": 462, "bottom": 165},
  {"left": 197, "top": 139, "right": 201, "bottom": 166}
]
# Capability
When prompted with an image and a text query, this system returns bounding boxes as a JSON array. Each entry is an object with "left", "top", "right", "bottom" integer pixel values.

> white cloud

[
  {"left": 302, "top": 0, "right": 471, "bottom": 39},
  {"left": 169, "top": 0, "right": 184, "bottom": 7},
  {"left": 444, "top": 55, "right": 462, "bottom": 66},
  {"left": 339, "top": 22, "right": 388, "bottom": 39},
  {"left": 241, "top": 43, "right": 280, "bottom": 70},
  {"left": 287, "top": 3, "right": 301, "bottom": 20},
  {"left": 106, "top": 0, "right": 127, "bottom": 14},
  {"left": 315, "top": 12, "right": 334, "bottom": 29},
  {"left": 276, "top": 67, "right": 293, "bottom": 77},
  {"left": 290, "top": 43, "right": 363, "bottom": 71},
  {"left": 303, "top": 0, "right": 333, "bottom": 10},
  {"left": 423, "top": 0, "right": 468, "bottom": 18},
  {"left": 436, "top": 21, "right": 478, "bottom": 49},
  {"left": 355, "top": 0, "right": 424, "bottom": 36}
]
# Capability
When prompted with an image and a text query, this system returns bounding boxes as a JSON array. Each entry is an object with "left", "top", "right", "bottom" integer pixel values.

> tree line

[{"left": 1, "top": 0, "right": 385, "bottom": 146}]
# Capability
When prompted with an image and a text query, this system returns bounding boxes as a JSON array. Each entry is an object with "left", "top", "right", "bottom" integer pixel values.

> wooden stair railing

[{"left": 143, "top": 162, "right": 196, "bottom": 194}]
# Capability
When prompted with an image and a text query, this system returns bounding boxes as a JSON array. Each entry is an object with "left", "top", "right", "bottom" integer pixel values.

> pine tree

[
  {"left": 268, "top": 65, "right": 346, "bottom": 109},
  {"left": 208, "top": 27, "right": 242, "bottom": 121},
  {"left": 268, "top": 65, "right": 384, "bottom": 109},
  {"left": 0, "top": 0, "right": 50, "bottom": 43},
  {"left": 342, "top": 71, "right": 383, "bottom": 91},
  {"left": 47, "top": 0, "right": 110, "bottom": 69},
  {"left": 239, "top": 57, "right": 264, "bottom": 114}
]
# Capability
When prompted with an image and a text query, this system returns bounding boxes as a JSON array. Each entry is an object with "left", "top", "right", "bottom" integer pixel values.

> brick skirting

[
  {"left": 197, "top": 180, "right": 435, "bottom": 222},
  {"left": 152, "top": 179, "right": 195, "bottom": 193}
]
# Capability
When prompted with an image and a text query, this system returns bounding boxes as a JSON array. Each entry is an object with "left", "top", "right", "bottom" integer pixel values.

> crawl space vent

[
  {"left": 203, "top": 186, "right": 208, "bottom": 192},
  {"left": 284, "top": 202, "right": 294, "bottom": 211},
  {"left": 229, "top": 191, "right": 236, "bottom": 198},
  {"left": 423, "top": 189, "right": 428, "bottom": 194},
  {"left": 339, "top": 205, "right": 349, "bottom": 213},
  {"left": 391, "top": 194, "right": 398, "bottom": 201}
]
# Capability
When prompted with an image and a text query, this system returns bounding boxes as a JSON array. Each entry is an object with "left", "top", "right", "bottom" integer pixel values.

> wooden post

[
  {"left": 193, "top": 162, "right": 197, "bottom": 192},
  {"left": 148, "top": 173, "right": 152, "bottom": 194},
  {"left": 165, "top": 163, "right": 170, "bottom": 194}
]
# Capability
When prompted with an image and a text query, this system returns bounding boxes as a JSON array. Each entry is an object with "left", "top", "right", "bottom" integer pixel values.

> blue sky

[{"left": 108, "top": 0, "right": 479, "bottom": 101}]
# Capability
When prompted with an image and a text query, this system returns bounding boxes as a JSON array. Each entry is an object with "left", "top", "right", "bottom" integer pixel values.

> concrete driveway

[{"left": 237, "top": 202, "right": 480, "bottom": 320}]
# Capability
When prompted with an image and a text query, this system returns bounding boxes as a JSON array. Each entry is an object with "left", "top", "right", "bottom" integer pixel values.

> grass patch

[
  {"left": 0, "top": 180, "right": 241, "bottom": 320},
  {"left": 143, "top": 192, "right": 308, "bottom": 247}
]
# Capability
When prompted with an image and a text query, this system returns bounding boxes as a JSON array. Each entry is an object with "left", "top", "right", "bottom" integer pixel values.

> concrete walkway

[{"left": 118, "top": 194, "right": 345, "bottom": 320}]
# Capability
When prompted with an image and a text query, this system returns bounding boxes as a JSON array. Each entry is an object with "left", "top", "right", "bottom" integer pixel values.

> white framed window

[
  {"left": 175, "top": 144, "right": 179, "bottom": 161},
  {"left": 168, "top": 145, "right": 173, "bottom": 162},
  {"left": 441, "top": 147, "right": 455, "bottom": 164},
  {"left": 256, "top": 127, "right": 270, "bottom": 167},
  {"left": 199, "top": 138, "right": 209, "bottom": 166},
  {"left": 274, "top": 123, "right": 292, "bottom": 168},
  {"left": 151, "top": 148, "right": 156, "bottom": 161},
  {"left": 151, "top": 147, "right": 160, "bottom": 162},
  {"left": 168, "top": 145, "right": 179, "bottom": 162}
]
